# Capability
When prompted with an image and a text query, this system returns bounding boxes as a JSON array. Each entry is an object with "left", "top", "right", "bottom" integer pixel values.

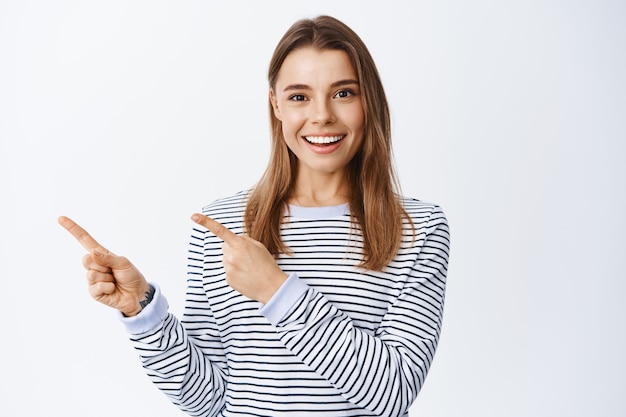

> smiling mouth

[{"left": 303, "top": 135, "right": 345, "bottom": 145}]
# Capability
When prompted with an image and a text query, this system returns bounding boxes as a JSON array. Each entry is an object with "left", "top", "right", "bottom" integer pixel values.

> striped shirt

[{"left": 121, "top": 191, "right": 450, "bottom": 416}]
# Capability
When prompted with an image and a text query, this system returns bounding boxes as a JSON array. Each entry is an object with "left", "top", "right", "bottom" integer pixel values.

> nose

[{"left": 311, "top": 99, "right": 335, "bottom": 125}]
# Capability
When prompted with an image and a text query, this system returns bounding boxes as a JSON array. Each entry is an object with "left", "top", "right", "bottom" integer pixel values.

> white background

[{"left": 1, "top": 1, "right": 624, "bottom": 416}]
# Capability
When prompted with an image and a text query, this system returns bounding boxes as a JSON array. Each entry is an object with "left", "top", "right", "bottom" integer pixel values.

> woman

[{"left": 59, "top": 15, "right": 450, "bottom": 417}]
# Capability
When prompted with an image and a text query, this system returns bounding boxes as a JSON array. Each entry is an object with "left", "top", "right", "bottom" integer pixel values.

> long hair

[{"left": 244, "top": 15, "right": 411, "bottom": 271}]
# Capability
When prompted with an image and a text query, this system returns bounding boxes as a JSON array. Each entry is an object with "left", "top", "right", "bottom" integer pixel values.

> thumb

[{"left": 92, "top": 248, "right": 126, "bottom": 269}]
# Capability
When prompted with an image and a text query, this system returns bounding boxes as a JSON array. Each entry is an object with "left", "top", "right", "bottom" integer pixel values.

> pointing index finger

[
  {"left": 192, "top": 213, "right": 239, "bottom": 244},
  {"left": 57, "top": 215, "right": 104, "bottom": 252}
]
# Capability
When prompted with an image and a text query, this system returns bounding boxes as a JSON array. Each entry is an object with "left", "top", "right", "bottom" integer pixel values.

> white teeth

[{"left": 304, "top": 135, "right": 344, "bottom": 144}]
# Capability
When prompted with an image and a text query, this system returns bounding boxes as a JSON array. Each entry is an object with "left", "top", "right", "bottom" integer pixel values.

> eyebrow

[{"left": 282, "top": 79, "right": 359, "bottom": 92}]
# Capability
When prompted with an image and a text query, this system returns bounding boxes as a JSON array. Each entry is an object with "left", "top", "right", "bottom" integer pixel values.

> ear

[{"left": 269, "top": 88, "right": 282, "bottom": 121}]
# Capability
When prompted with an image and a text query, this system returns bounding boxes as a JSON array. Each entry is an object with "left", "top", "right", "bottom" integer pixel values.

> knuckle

[{"left": 214, "top": 224, "right": 226, "bottom": 239}]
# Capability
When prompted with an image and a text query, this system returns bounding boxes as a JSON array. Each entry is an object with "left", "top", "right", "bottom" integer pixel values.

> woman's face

[{"left": 270, "top": 47, "right": 365, "bottom": 179}]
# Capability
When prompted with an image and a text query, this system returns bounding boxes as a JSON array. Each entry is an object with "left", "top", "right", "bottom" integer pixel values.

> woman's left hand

[{"left": 191, "top": 213, "right": 287, "bottom": 304}]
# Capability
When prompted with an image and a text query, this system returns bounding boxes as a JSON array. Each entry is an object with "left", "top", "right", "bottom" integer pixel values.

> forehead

[{"left": 275, "top": 47, "right": 357, "bottom": 87}]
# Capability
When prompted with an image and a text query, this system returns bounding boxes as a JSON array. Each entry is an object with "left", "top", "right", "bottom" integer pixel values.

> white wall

[{"left": 1, "top": 1, "right": 624, "bottom": 416}]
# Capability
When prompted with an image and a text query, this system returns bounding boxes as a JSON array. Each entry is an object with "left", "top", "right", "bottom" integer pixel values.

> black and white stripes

[{"left": 129, "top": 191, "right": 450, "bottom": 416}]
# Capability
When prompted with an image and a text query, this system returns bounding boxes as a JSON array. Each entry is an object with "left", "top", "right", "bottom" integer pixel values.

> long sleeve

[
  {"left": 121, "top": 192, "right": 449, "bottom": 417},
  {"left": 126, "top": 230, "right": 229, "bottom": 417},
  {"left": 263, "top": 205, "right": 449, "bottom": 416}
]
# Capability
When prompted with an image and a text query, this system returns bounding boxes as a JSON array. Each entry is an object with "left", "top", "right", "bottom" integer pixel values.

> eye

[
  {"left": 334, "top": 89, "right": 356, "bottom": 99},
  {"left": 288, "top": 94, "right": 307, "bottom": 102}
]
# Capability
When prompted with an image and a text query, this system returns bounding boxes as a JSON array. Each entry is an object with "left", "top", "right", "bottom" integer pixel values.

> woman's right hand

[{"left": 58, "top": 216, "right": 152, "bottom": 317}]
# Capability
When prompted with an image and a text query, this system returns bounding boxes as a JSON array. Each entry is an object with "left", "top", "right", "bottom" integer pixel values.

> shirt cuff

[
  {"left": 259, "top": 272, "right": 309, "bottom": 326},
  {"left": 118, "top": 283, "right": 169, "bottom": 335}
]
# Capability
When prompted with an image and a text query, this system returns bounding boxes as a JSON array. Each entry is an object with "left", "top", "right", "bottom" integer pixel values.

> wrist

[
  {"left": 122, "top": 284, "right": 155, "bottom": 317},
  {"left": 259, "top": 271, "right": 288, "bottom": 304}
]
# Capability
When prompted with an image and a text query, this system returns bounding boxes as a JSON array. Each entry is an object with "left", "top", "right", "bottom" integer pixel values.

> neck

[{"left": 290, "top": 169, "right": 350, "bottom": 207}]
